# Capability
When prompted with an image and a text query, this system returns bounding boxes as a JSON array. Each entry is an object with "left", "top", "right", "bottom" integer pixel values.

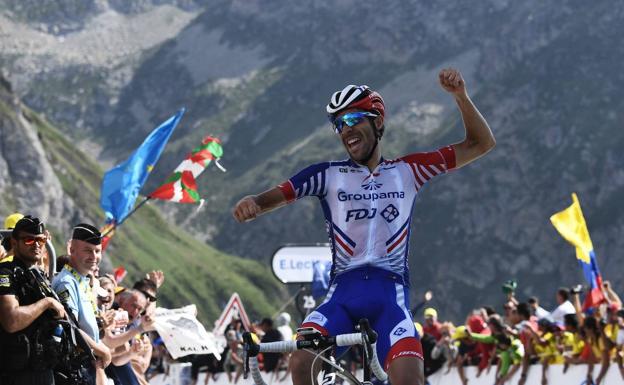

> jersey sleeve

[
  {"left": 399, "top": 145, "right": 456, "bottom": 188},
  {"left": 0, "top": 265, "right": 16, "bottom": 296},
  {"left": 278, "top": 162, "right": 330, "bottom": 203},
  {"left": 53, "top": 279, "right": 79, "bottom": 319}
]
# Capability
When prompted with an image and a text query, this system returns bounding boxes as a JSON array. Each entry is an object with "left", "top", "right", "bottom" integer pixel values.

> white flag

[{"left": 154, "top": 304, "right": 221, "bottom": 360}]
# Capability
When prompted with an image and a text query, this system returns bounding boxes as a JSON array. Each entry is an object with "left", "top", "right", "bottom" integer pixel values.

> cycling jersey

[{"left": 278, "top": 146, "right": 456, "bottom": 284}]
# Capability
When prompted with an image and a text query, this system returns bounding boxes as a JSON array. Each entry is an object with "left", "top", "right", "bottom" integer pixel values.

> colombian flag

[{"left": 550, "top": 193, "right": 605, "bottom": 310}]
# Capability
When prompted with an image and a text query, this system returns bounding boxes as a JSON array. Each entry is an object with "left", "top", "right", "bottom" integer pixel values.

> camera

[
  {"left": 570, "top": 285, "right": 583, "bottom": 295},
  {"left": 502, "top": 279, "right": 517, "bottom": 294},
  {"left": 112, "top": 310, "right": 129, "bottom": 334}
]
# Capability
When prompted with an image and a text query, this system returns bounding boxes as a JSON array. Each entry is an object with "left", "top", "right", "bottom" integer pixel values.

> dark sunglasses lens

[
  {"left": 332, "top": 120, "right": 343, "bottom": 134},
  {"left": 23, "top": 237, "right": 46, "bottom": 246},
  {"left": 343, "top": 115, "right": 362, "bottom": 127}
]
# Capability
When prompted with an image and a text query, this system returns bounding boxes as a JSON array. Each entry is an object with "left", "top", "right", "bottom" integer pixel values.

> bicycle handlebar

[{"left": 242, "top": 318, "right": 388, "bottom": 385}]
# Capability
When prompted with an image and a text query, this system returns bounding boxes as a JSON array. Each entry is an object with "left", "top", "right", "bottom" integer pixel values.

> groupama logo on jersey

[{"left": 337, "top": 191, "right": 405, "bottom": 201}]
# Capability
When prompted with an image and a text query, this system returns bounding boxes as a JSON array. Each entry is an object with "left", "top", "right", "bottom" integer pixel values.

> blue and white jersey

[{"left": 278, "top": 146, "right": 456, "bottom": 284}]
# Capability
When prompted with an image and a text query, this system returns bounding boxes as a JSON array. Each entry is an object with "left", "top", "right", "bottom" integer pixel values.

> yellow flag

[{"left": 549, "top": 193, "right": 594, "bottom": 264}]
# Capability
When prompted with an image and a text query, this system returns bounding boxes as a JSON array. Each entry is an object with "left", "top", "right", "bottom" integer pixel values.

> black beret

[
  {"left": 12, "top": 215, "right": 46, "bottom": 237},
  {"left": 72, "top": 223, "right": 102, "bottom": 245}
]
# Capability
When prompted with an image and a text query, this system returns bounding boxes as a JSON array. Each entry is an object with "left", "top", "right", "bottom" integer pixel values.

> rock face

[
  {"left": 0, "top": 77, "right": 77, "bottom": 234},
  {"left": 1, "top": 1, "right": 624, "bottom": 321}
]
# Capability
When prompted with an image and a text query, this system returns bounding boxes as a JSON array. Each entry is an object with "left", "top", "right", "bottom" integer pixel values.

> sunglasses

[
  {"left": 20, "top": 236, "right": 47, "bottom": 246},
  {"left": 139, "top": 289, "right": 157, "bottom": 302},
  {"left": 331, "top": 111, "right": 378, "bottom": 134}
]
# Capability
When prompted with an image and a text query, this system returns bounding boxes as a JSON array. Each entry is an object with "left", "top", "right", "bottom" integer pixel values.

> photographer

[
  {"left": 550, "top": 287, "right": 576, "bottom": 326},
  {"left": 0, "top": 216, "right": 66, "bottom": 385}
]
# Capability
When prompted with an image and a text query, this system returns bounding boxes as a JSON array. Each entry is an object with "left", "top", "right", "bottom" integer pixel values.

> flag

[
  {"left": 113, "top": 266, "right": 127, "bottom": 284},
  {"left": 311, "top": 261, "right": 331, "bottom": 298},
  {"left": 550, "top": 193, "right": 605, "bottom": 310},
  {"left": 100, "top": 222, "right": 116, "bottom": 251},
  {"left": 154, "top": 305, "right": 221, "bottom": 360},
  {"left": 100, "top": 108, "right": 185, "bottom": 223},
  {"left": 149, "top": 136, "right": 224, "bottom": 203}
]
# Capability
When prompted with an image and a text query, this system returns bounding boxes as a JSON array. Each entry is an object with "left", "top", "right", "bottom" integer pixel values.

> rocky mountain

[{"left": 1, "top": 0, "right": 623, "bottom": 321}]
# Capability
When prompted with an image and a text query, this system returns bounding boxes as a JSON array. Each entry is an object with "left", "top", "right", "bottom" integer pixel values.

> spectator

[
  {"left": 528, "top": 296, "right": 550, "bottom": 320},
  {"left": 514, "top": 302, "right": 539, "bottom": 384},
  {"left": 431, "top": 322, "right": 457, "bottom": 374},
  {"left": 275, "top": 312, "right": 293, "bottom": 341},
  {"left": 503, "top": 301, "right": 517, "bottom": 327},
  {"left": 423, "top": 307, "right": 443, "bottom": 341},
  {"left": 52, "top": 223, "right": 112, "bottom": 384},
  {"left": 550, "top": 287, "right": 576, "bottom": 326},
  {"left": 96, "top": 275, "right": 117, "bottom": 340},
  {"left": 98, "top": 275, "right": 117, "bottom": 311},
  {"left": 223, "top": 330, "right": 244, "bottom": 383},
  {"left": 259, "top": 318, "right": 284, "bottom": 376},
  {"left": 190, "top": 354, "right": 219, "bottom": 385},
  {"left": 104, "top": 288, "right": 154, "bottom": 385},
  {"left": 419, "top": 321, "right": 445, "bottom": 377},
  {"left": 562, "top": 313, "right": 584, "bottom": 362},
  {"left": 0, "top": 213, "right": 23, "bottom": 261},
  {"left": 452, "top": 325, "right": 480, "bottom": 385},
  {"left": 466, "top": 313, "right": 492, "bottom": 377},
  {"left": 527, "top": 318, "right": 565, "bottom": 385},
  {"left": 0, "top": 215, "right": 66, "bottom": 384}
]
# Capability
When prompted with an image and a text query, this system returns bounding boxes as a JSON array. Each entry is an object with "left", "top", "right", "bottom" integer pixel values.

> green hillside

[{"left": 6, "top": 94, "right": 285, "bottom": 325}]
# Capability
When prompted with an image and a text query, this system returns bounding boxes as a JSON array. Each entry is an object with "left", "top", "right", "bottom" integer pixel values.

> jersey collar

[{"left": 347, "top": 156, "right": 386, "bottom": 169}]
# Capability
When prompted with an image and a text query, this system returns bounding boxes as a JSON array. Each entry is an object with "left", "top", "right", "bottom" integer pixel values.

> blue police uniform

[{"left": 52, "top": 265, "right": 100, "bottom": 342}]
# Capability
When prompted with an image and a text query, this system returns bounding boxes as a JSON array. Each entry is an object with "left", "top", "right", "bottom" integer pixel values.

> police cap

[
  {"left": 12, "top": 215, "right": 46, "bottom": 238},
  {"left": 72, "top": 223, "right": 102, "bottom": 245}
]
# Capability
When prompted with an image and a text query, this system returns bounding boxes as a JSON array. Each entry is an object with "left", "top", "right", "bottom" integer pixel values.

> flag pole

[{"left": 102, "top": 196, "right": 152, "bottom": 238}]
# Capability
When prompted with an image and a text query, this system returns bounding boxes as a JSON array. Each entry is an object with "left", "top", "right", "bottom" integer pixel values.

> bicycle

[{"left": 242, "top": 318, "right": 388, "bottom": 385}]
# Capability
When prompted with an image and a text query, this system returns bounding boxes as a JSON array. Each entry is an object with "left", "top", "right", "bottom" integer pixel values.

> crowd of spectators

[
  {"left": 417, "top": 281, "right": 624, "bottom": 385},
  {"left": 0, "top": 213, "right": 165, "bottom": 385}
]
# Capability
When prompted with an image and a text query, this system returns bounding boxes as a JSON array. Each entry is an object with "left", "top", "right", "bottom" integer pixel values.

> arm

[
  {"left": 102, "top": 323, "right": 146, "bottom": 348},
  {"left": 0, "top": 295, "right": 65, "bottom": 333},
  {"left": 131, "top": 338, "right": 153, "bottom": 374},
  {"left": 79, "top": 328, "right": 112, "bottom": 368},
  {"left": 233, "top": 187, "right": 288, "bottom": 223},
  {"left": 469, "top": 332, "right": 496, "bottom": 344},
  {"left": 111, "top": 343, "right": 134, "bottom": 366},
  {"left": 438, "top": 68, "right": 496, "bottom": 169},
  {"left": 603, "top": 281, "right": 622, "bottom": 307},
  {"left": 571, "top": 293, "right": 585, "bottom": 324}
]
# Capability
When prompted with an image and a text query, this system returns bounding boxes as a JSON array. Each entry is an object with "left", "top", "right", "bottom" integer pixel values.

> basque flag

[{"left": 550, "top": 193, "right": 605, "bottom": 310}]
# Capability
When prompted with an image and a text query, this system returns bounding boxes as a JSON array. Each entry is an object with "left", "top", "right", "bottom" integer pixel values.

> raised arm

[
  {"left": 232, "top": 187, "right": 289, "bottom": 223},
  {"left": 439, "top": 68, "right": 496, "bottom": 168}
]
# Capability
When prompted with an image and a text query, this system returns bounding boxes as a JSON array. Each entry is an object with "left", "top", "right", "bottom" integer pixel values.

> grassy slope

[{"left": 19, "top": 104, "right": 284, "bottom": 325}]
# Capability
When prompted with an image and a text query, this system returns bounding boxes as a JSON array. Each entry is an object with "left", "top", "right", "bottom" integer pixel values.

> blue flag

[
  {"left": 311, "top": 261, "right": 331, "bottom": 298},
  {"left": 100, "top": 109, "right": 185, "bottom": 223}
]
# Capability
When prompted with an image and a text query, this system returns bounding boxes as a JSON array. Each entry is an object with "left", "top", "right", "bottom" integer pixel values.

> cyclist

[{"left": 233, "top": 68, "right": 495, "bottom": 385}]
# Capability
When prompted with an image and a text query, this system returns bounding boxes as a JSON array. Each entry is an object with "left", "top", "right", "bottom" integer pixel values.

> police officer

[
  {"left": 52, "top": 223, "right": 111, "bottom": 385},
  {"left": 0, "top": 215, "right": 66, "bottom": 385}
]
